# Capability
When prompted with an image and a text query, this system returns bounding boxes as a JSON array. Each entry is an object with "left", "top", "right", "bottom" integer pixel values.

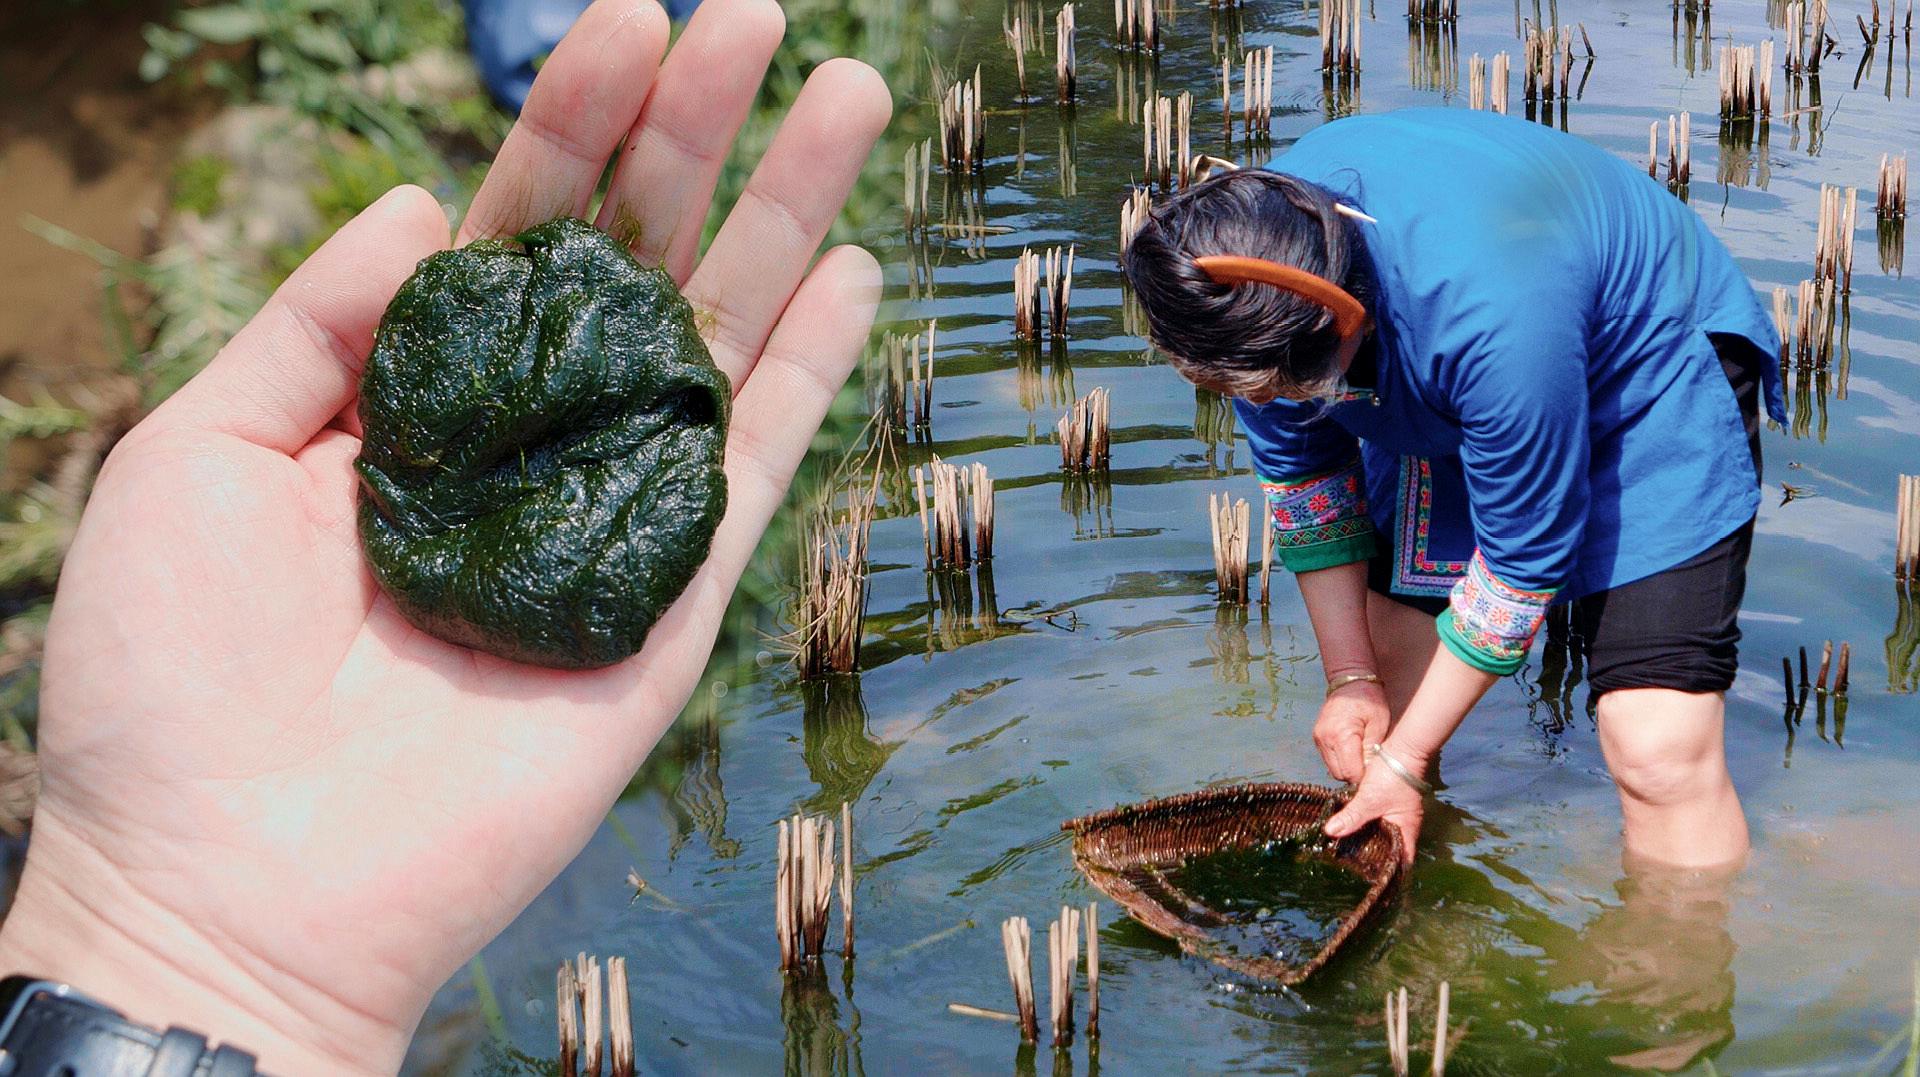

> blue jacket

[{"left": 1237, "top": 109, "right": 1783, "bottom": 673}]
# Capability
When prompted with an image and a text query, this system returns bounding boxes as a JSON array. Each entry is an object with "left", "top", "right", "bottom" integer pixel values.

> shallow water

[
  {"left": 1157, "top": 839, "right": 1379, "bottom": 965},
  {"left": 410, "top": 2, "right": 1920, "bottom": 1073}
]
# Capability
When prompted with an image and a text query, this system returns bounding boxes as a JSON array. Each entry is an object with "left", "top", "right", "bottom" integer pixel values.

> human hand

[
  {"left": 0, "top": 1, "right": 889, "bottom": 1072},
  {"left": 1323, "top": 745, "right": 1426, "bottom": 868},
  {"left": 1312, "top": 679, "right": 1391, "bottom": 783}
]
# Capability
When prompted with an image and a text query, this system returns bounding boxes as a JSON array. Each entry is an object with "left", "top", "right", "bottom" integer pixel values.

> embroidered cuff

[
  {"left": 1260, "top": 461, "right": 1378, "bottom": 573},
  {"left": 1436, "top": 551, "right": 1557, "bottom": 675}
]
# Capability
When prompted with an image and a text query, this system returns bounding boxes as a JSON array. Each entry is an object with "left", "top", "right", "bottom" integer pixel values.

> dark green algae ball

[{"left": 354, "top": 217, "right": 729, "bottom": 670}]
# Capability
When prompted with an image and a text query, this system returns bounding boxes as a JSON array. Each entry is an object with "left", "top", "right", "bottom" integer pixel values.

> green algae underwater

[{"left": 410, "top": 1, "right": 1920, "bottom": 1073}]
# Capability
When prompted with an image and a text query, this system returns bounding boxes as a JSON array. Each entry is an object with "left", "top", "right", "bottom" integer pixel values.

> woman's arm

[
  {"left": 1323, "top": 641, "right": 1496, "bottom": 860},
  {"left": 1297, "top": 561, "right": 1392, "bottom": 782}
]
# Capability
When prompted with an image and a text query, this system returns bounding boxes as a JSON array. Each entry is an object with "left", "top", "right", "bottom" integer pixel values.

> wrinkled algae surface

[{"left": 355, "top": 217, "right": 729, "bottom": 669}]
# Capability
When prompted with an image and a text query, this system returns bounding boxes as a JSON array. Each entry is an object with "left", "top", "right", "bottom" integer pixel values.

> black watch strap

[{"left": 0, "top": 979, "right": 261, "bottom": 1077}]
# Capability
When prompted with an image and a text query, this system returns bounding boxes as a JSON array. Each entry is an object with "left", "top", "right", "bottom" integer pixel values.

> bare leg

[
  {"left": 1596, "top": 689, "right": 1750, "bottom": 869},
  {"left": 1365, "top": 592, "right": 1439, "bottom": 720}
]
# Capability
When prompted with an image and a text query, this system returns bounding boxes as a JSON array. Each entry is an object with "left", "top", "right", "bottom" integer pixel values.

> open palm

[{"left": 1, "top": 1, "right": 889, "bottom": 1071}]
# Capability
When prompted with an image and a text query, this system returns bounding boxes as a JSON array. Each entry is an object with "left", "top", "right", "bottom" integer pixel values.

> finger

[
  {"left": 1331, "top": 730, "right": 1364, "bottom": 783},
  {"left": 684, "top": 58, "right": 891, "bottom": 387},
  {"left": 718, "top": 244, "right": 881, "bottom": 544},
  {"left": 599, "top": 246, "right": 879, "bottom": 753},
  {"left": 155, "top": 185, "right": 448, "bottom": 455},
  {"left": 1395, "top": 821, "right": 1417, "bottom": 867},
  {"left": 459, "top": 0, "right": 670, "bottom": 244},
  {"left": 594, "top": 0, "right": 787, "bottom": 281},
  {"left": 1324, "top": 804, "right": 1362, "bottom": 839}
]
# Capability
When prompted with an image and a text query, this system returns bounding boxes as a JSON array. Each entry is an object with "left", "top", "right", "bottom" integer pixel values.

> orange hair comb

[{"left": 1193, "top": 255, "right": 1368, "bottom": 342}]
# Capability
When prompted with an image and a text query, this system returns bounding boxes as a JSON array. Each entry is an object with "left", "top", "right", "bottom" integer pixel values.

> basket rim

[{"left": 1061, "top": 781, "right": 1406, "bottom": 984}]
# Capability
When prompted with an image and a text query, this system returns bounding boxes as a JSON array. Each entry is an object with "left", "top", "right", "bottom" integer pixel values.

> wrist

[
  {"left": 1376, "top": 732, "right": 1435, "bottom": 777},
  {"left": 0, "top": 811, "right": 399, "bottom": 1076}
]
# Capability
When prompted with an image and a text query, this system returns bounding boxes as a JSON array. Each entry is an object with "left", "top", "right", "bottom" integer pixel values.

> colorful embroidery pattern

[
  {"left": 1394, "top": 457, "right": 1468, "bottom": 597},
  {"left": 1261, "top": 460, "right": 1369, "bottom": 550},
  {"left": 1446, "top": 551, "right": 1556, "bottom": 664}
]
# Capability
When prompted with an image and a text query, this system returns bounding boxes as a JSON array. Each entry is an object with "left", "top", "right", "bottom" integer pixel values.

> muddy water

[
  {"left": 415, "top": 2, "right": 1920, "bottom": 1074},
  {"left": 0, "top": 1, "right": 205, "bottom": 484}
]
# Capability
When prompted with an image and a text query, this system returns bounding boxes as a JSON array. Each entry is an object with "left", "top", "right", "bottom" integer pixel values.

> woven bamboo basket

[{"left": 1061, "top": 781, "right": 1404, "bottom": 984}]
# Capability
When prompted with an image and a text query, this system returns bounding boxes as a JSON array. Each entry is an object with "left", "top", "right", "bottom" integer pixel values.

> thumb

[
  {"left": 156, "top": 184, "right": 450, "bottom": 454},
  {"left": 1324, "top": 801, "right": 1365, "bottom": 839}
]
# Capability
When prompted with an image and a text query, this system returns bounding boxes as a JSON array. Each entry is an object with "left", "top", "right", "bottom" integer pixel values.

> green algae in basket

[{"left": 354, "top": 218, "right": 730, "bottom": 670}]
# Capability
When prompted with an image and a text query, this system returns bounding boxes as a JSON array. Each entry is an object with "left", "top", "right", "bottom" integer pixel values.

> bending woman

[{"left": 1123, "top": 108, "right": 1781, "bottom": 869}]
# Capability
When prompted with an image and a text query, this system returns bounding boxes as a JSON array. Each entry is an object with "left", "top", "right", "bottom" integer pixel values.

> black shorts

[{"left": 1368, "top": 335, "right": 1762, "bottom": 696}]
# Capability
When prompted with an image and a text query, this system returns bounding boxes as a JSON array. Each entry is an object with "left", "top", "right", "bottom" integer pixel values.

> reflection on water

[
  {"left": 1888, "top": 579, "right": 1920, "bottom": 693},
  {"left": 667, "top": 700, "right": 740, "bottom": 861},
  {"left": 1523, "top": 604, "right": 1591, "bottom": 749},
  {"left": 1559, "top": 864, "right": 1738, "bottom": 1072},
  {"left": 781, "top": 967, "right": 862, "bottom": 1077},
  {"left": 801, "top": 678, "right": 899, "bottom": 813},
  {"left": 1059, "top": 469, "right": 1112, "bottom": 537}
]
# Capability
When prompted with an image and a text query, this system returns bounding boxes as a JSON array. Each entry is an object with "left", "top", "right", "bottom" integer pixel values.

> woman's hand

[
  {"left": 0, "top": 1, "right": 890, "bottom": 1071},
  {"left": 1324, "top": 747, "right": 1427, "bottom": 868},
  {"left": 1312, "top": 680, "right": 1391, "bottom": 783}
]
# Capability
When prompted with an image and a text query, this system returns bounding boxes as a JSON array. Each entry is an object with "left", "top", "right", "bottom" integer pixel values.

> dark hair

[{"left": 1122, "top": 170, "right": 1372, "bottom": 401}]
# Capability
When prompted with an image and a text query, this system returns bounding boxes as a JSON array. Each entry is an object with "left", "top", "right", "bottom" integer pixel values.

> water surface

[{"left": 411, "top": 2, "right": 1920, "bottom": 1073}]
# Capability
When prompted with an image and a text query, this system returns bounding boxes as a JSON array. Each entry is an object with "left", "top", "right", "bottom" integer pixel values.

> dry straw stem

[
  {"left": 1259, "top": 500, "right": 1274, "bottom": 605},
  {"left": 1717, "top": 41, "right": 1772, "bottom": 117},
  {"left": 1835, "top": 640, "right": 1852, "bottom": 695},
  {"left": 1005, "top": 11, "right": 1029, "bottom": 98},
  {"left": 1243, "top": 46, "right": 1274, "bottom": 136},
  {"left": 1048, "top": 904, "right": 1084, "bottom": 1047},
  {"left": 1522, "top": 23, "right": 1551, "bottom": 102},
  {"left": 608, "top": 956, "right": 634, "bottom": 1077},
  {"left": 1790, "top": 276, "right": 1838, "bottom": 367},
  {"left": 557, "top": 961, "right": 580, "bottom": 1077},
  {"left": 1056, "top": 4, "right": 1077, "bottom": 102},
  {"left": 792, "top": 485, "right": 875, "bottom": 678},
  {"left": 1119, "top": 187, "right": 1152, "bottom": 252},
  {"left": 1817, "top": 638, "right": 1834, "bottom": 692},
  {"left": 914, "top": 456, "right": 995, "bottom": 568},
  {"left": 1320, "top": 0, "right": 1362, "bottom": 72},
  {"left": 1058, "top": 386, "right": 1111, "bottom": 472},
  {"left": 1386, "top": 985, "right": 1410, "bottom": 1075},
  {"left": 1002, "top": 915, "right": 1039, "bottom": 1041},
  {"left": 939, "top": 66, "right": 986, "bottom": 173},
  {"left": 948, "top": 1002, "right": 1021, "bottom": 1022},
  {"left": 1899, "top": 474, "right": 1920, "bottom": 579},
  {"left": 1470, "top": 53, "right": 1486, "bottom": 110},
  {"left": 1490, "top": 51, "right": 1511, "bottom": 114},
  {"left": 1772, "top": 285, "right": 1793, "bottom": 364},
  {"left": 903, "top": 139, "right": 932, "bottom": 235},
  {"left": 1046, "top": 245, "right": 1077, "bottom": 338},
  {"left": 1656, "top": 111, "right": 1692, "bottom": 188},
  {"left": 1014, "top": 247, "right": 1043, "bottom": 341},
  {"left": 1784, "top": 0, "right": 1831, "bottom": 72},
  {"left": 1814, "top": 184, "right": 1860, "bottom": 291},
  {"left": 575, "top": 953, "right": 603, "bottom": 1077},
  {"left": 775, "top": 812, "right": 842, "bottom": 971},
  {"left": 1880, "top": 154, "right": 1910, "bottom": 219},
  {"left": 1142, "top": 92, "right": 1193, "bottom": 190},
  {"left": 1209, "top": 492, "right": 1252, "bottom": 604}
]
